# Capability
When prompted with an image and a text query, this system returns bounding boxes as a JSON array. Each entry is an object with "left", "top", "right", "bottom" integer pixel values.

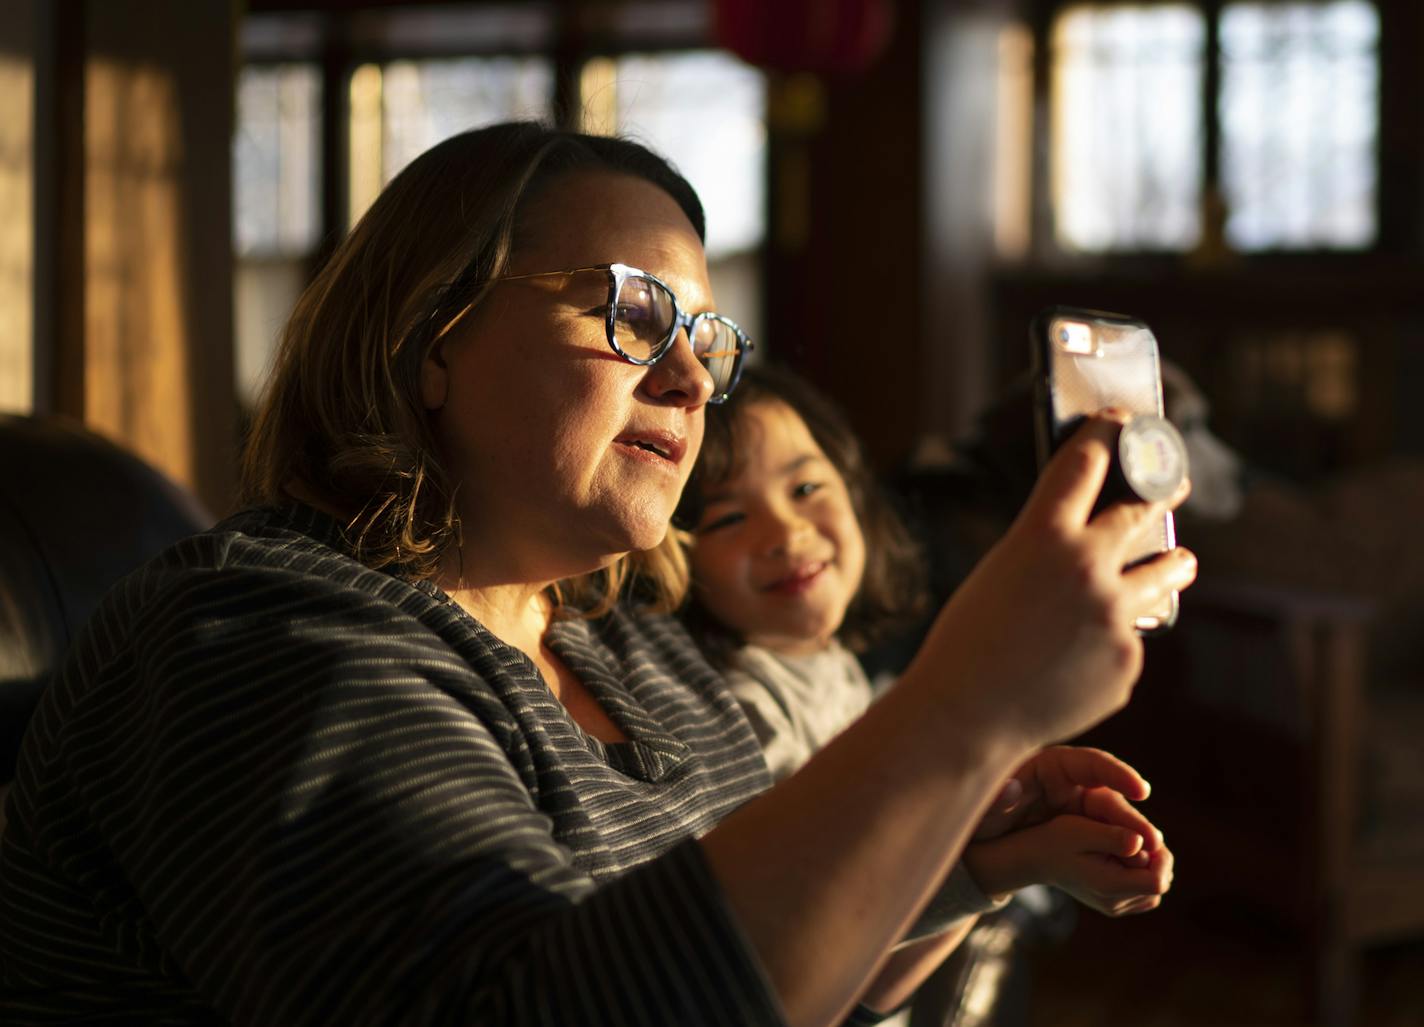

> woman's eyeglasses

[{"left": 493, "top": 263, "right": 753, "bottom": 404}]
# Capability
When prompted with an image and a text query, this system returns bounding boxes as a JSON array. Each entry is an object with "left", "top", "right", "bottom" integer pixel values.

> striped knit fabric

[{"left": 0, "top": 505, "right": 783, "bottom": 1025}]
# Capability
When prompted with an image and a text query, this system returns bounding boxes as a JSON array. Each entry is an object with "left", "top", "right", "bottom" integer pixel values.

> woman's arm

[
  {"left": 702, "top": 416, "right": 1198, "bottom": 1027},
  {"left": 859, "top": 918, "right": 978, "bottom": 1016}
]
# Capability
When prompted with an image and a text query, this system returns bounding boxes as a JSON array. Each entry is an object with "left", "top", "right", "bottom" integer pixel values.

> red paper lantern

[{"left": 713, "top": 0, "right": 896, "bottom": 76}]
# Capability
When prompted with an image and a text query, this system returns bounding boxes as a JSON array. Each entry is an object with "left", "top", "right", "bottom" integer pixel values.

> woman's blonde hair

[{"left": 241, "top": 122, "right": 705, "bottom": 615}]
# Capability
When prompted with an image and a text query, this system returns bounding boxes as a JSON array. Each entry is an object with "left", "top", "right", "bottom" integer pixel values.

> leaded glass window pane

[
  {"left": 1050, "top": 4, "right": 1205, "bottom": 252},
  {"left": 233, "top": 64, "right": 321, "bottom": 256},
  {"left": 604, "top": 51, "right": 767, "bottom": 260},
  {"left": 348, "top": 57, "right": 553, "bottom": 225},
  {"left": 381, "top": 57, "right": 553, "bottom": 186},
  {"left": 1219, "top": 0, "right": 1379, "bottom": 250}
]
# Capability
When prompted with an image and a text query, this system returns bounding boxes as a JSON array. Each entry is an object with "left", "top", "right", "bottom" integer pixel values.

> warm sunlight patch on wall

[
  {"left": 580, "top": 57, "right": 619, "bottom": 137},
  {"left": 86, "top": 60, "right": 193, "bottom": 488},
  {"left": 0, "top": 56, "right": 34, "bottom": 414},
  {"left": 992, "top": 22, "right": 1033, "bottom": 261},
  {"left": 348, "top": 63, "right": 385, "bottom": 229}
]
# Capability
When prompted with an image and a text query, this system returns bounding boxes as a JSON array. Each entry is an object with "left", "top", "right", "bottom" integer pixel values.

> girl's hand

[
  {"left": 964, "top": 814, "right": 1175, "bottom": 917},
  {"left": 908, "top": 414, "right": 1198, "bottom": 753}
]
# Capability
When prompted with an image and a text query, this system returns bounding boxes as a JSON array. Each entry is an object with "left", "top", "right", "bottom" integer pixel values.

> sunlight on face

[
  {"left": 422, "top": 172, "right": 717, "bottom": 587},
  {"left": 689, "top": 400, "right": 867, "bottom": 656}
]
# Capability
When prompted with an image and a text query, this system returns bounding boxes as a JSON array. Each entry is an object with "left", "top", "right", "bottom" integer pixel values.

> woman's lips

[
  {"left": 762, "top": 561, "right": 828, "bottom": 596},
  {"left": 613, "top": 429, "right": 686, "bottom": 468}
]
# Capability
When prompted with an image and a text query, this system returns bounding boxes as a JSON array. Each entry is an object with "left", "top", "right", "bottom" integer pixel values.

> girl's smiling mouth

[{"left": 762, "top": 561, "right": 829, "bottom": 596}]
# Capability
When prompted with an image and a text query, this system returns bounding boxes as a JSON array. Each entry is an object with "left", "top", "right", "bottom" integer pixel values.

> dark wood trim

[
  {"left": 313, "top": 13, "right": 352, "bottom": 273},
  {"left": 48, "top": 0, "right": 85, "bottom": 419}
]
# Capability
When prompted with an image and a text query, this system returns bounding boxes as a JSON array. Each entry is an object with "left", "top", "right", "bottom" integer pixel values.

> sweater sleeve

[
  {"left": 723, "top": 669, "right": 816, "bottom": 783},
  {"left": 53, "top": 565, "right": 785, "bottom": 1027},
  {"left": 908, "top": 863, "right": 1014, "bottom": 939}
]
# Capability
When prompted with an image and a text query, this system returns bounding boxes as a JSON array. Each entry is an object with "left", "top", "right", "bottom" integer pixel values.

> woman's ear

[{"left": 420, "top": 343, "right": 449, "bottom": 411}]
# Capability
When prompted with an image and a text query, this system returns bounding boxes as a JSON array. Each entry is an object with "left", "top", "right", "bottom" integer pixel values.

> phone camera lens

[{"left": 1058, "top": 328, "right": 1071, "bottom": 343}]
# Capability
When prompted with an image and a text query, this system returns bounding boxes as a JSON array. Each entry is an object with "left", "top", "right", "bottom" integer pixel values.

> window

[
  {"left": 233, "top": 10, "right": 768, "bottom": 408},
  {"left": 233, "top": 63, "right": 321, "bottom": 405},
  {"left": 1047, "top": 0, "right": 1379, "bottom": 254},
  {"left": 1219, "top": 1, "right": 1379, "bottom": 250},
  {"left": 234, "top": 64, "right": 322, "bottom": 258},
  {"left": 1050, "top": 4, "right": 1205, "bottom": 252},
  {"left": 348, "top": 57, "right": 554, "bottom": 224}
]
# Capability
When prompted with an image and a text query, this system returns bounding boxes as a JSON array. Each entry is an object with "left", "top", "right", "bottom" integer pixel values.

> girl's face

[
  {"left": 421, "top": 171, "right": 717, "bottom": 585},
  {"left": 689, "top": 399, "right": 867, "bottom": 656}
]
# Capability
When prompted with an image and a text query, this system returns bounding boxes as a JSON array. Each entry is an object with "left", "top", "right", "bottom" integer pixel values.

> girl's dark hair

[
  {"left": 675, "top": 364, "right": 928, "bottom": 657},
  {"left": 241, "top": 121, "right": 703, "bottom": 613}
]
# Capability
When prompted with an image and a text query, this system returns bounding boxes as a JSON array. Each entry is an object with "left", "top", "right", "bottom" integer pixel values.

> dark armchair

[{"left": 0, "top": 415, "right": 212, "bottom": 820}]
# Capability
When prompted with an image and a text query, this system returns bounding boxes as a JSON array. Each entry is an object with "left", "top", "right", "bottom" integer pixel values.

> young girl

[{"left": 676, "top": 364, "right": 1175, "bottom": 1016}]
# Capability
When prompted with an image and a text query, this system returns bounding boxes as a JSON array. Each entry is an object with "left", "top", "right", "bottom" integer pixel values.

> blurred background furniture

[
  {"left": 1157, "top": 581, "right": 1424, "bottom": 1023},
  {"left": 0, "top": 415, "right": 212, "bottom": 829}
]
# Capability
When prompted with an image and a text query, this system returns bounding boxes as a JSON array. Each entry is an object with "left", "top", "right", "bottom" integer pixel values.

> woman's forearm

[
  {"left": 700, "top": 671, "right": 1028, "bottom": 1027},
  {"left": 859, "top": 917, "right": 977, "bottom": 1016}
]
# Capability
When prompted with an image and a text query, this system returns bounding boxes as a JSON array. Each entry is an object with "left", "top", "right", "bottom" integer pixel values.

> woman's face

[
  {"left": 688, "top": 400, "right": 867, "bottom": 656},
  {"left": 422, "top": 171, "right": 717, "bottom": 584}
]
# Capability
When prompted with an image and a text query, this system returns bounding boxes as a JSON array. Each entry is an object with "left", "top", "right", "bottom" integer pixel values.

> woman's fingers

[
  {"left": 1121, "top": 547, "right": 1198, "bottom": 616},
  {"left": 1087, "top": 477, "right": 1190, "bottom": 560},
  {"left": 1052, "top": 813, "right": 1145, "bottom": 858},
  {"left": 1022, "top": 416, "right": 1125, "bottom": 532}
]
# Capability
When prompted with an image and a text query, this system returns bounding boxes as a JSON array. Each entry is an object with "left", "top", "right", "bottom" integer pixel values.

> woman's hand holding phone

[{"left": 909, "top": 413, "right": 1198, "bottom": 754}]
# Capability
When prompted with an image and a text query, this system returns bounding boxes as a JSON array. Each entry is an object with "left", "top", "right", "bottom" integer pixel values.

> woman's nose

[{"left": 640, "top": 330, "right": 715, "bottom": 408}]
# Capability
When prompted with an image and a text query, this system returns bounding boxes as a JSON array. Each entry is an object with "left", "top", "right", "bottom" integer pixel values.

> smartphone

[{"left": 1030, "top": 306, "right": 1183, "bottom": 634}]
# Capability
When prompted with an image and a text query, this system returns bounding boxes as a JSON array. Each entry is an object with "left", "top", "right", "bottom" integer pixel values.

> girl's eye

[
  {"left": 792, "top": 481, "right": 823, "bottom": 499},
  {"left": 698, "top": 510, "right": 745, "bottom": 534}
]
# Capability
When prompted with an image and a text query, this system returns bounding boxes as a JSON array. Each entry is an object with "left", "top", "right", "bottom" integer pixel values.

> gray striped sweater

[{"left": 0, "top": 504, "right": 785, "bottom": 1025}]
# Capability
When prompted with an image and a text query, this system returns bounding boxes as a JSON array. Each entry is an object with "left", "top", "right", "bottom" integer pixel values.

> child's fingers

[
  {"left": 1047, "top": 813, "right": 1146, "bottom": 860},
  {"left": 1063, "top": 863, "right": 1169, "bottom": 913},
  {"left": 1081, "top": 787, "right": 1162, "bottom": 849},
  {"left": 1074, "top": 853, "right": 1172, "bottom": 899},
  {"left": 1147, "top": 843, "right": 1176, "bottom": 892}
]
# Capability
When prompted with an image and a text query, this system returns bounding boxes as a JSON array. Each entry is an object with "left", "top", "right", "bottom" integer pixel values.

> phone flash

[{"left": 1056, "top": 321, "right": 1095, "bottom": 355}]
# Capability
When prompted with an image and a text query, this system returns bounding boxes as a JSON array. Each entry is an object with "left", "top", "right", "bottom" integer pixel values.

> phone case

[{"left": 1030, "top": 305, "right": 1179, "bottom": 634}]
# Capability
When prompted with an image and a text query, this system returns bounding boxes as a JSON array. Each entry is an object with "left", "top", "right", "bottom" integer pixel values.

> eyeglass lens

[
  {"left": 611, "top": 274, "right": 743, "bottom": 396},
  {"left": 611, "top": 277, "right": 677, "bottom": 362}
]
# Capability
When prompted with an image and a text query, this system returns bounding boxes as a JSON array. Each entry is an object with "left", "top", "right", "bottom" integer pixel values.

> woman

[{"left": 0, "top": 123, "right": 1196, "bottom": 1026}]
